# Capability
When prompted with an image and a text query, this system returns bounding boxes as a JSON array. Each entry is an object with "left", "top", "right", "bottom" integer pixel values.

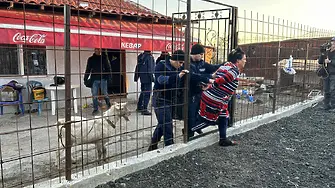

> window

[
  {"left": 23, "top": 46, "right": 47, "bottom": 75},
  {"left": 0, "top": 44, "right": 19, "bottom": 75},
  {"left": 0, "top": 45, "right": 47, "bottom": 76}
]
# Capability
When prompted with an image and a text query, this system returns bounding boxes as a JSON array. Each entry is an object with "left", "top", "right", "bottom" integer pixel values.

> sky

[{"left": 132, "top": 0, "right": 335, "bottom": 31}]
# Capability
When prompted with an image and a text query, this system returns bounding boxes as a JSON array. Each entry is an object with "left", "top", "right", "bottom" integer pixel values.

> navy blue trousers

[
  {"left": 137, "top": 83, "right": 152, "bottom": 110},
  {"left": 151, "top": 94, "right": 174, "bottom": 146},
  {"left": 192, "top": 115, "right": 228, "bottom": 140}
]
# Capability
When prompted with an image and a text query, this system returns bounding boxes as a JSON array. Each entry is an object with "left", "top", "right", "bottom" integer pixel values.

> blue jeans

[
  {"left": 91, "top": 79, "right": 110, "bottom": 111},
  {"left": 137, "top": 83, "right": 152, "bottom": 110},
  {"left": 151, "top": 93, "right": 174, "bottom": 146}
]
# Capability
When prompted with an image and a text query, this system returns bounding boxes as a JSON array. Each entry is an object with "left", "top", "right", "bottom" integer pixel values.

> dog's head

[{"left": 104, "top": 102, "right": 131, "bottom": 122}]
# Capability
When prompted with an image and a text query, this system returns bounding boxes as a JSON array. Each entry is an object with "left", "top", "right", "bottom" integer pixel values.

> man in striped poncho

[{"left": 191, "top": 47, "right": 247, "bottom": 146}]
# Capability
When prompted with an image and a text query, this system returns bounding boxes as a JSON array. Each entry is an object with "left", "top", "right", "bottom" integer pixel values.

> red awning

[{"left": 0, "top": 10, "right": 186, "bottom": 51}]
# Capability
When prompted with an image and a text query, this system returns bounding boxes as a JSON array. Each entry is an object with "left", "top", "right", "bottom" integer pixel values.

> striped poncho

[{"left": 199, "top": 62, "right": 240, "bottom": 121}]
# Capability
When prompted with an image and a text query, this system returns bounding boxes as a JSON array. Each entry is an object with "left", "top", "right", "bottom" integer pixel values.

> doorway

[{"left": 104, "top": 49, "right": 126, "bottom": 96}]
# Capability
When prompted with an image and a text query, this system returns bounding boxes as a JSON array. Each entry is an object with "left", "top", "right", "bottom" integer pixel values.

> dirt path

[{"left": 97, "top": 104, "right": 335, "bottom": 188}]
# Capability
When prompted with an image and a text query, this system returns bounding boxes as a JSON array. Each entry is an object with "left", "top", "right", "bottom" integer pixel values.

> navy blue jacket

[
  {"left": 134, "top": 52, "right": 155, "bottom": 84},
  {"left": 154, "top": 59, "right": 184, "bottom": 104},
  {"left": 189, "top": 59, "right": 222, "bottom": 95}
]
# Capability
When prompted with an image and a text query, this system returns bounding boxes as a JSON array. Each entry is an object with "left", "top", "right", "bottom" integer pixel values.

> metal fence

[
  {"left": 232, "top": 10, "right": 335, "bottom": 123},
  {"left": 0, "top": 0, "right": 334, "bottom": 187}
]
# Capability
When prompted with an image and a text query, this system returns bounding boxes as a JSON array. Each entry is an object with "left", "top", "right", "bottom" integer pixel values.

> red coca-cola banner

[{"left": 0, "top": 28, "right": 188, "bottom": 52}]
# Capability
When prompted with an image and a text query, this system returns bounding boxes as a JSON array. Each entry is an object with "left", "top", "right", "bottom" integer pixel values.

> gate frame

[{"left": 171, "top": 0, "right": 238, "bottom": 142}]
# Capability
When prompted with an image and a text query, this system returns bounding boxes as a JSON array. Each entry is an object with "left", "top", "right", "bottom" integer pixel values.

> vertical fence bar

[
  {"left": 302, "top": 43, "right": 309, "bottom": 101},
  {"left": 228, "top": 7, "right": 238, "bottom": 127},
  {"left": 64, "top": 4, "right": 72, "bottom": 181},
  {"left": 183, "top": 0, "right": 191, "bottom": 143},
  {"left": 272, "top": 41, "right": 280, "bottom": 113}
]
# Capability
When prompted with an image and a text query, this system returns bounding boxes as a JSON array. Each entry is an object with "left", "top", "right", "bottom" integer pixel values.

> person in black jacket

[
  {"left": 84, "top": 48, "right": 112, "bottom": 115},
  {"left": 134, "top": 51, "right": 155, "bottom": 115},
  {"left": 319, "top": 37, "right": 335, "bottom": 111},
  {"left": 148, "top": 50, "right": 188, "bottom": 151},
  {"left": 155, "top": 51, "right": 170, "bottom": 64}
]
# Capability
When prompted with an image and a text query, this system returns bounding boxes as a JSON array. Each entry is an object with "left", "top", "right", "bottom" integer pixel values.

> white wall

[
  {"left": 0, "top": 47, "right": 162, "bottom": 114},
  {"left": 0, "top": 46, "right": 92, "bottom": 114}
]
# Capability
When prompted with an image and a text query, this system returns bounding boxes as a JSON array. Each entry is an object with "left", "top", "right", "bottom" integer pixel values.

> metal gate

[{"left": 171, "top": 1, "right": 238, "bottom": 141}]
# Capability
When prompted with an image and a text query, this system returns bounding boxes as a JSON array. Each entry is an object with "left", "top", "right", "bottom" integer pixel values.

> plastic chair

[
  {"left": 0, "top": 85, "right": 25, "bottom": 116},
  {"left": 26, "top": 80, "right": 49, "bottom": 115}
]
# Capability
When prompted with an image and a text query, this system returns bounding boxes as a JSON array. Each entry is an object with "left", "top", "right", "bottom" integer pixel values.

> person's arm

[
  {"left": 155, "top": 63, "right": 181, "bottom": 85},
  {"left": 189, "top": 64, "right": 214, "bottom": 84},
  {"left": 203, "top": 62, "right": 226, "bottom": 79},
  {"left": 84, "top": 58, "right": 91, "bottom": 81}
]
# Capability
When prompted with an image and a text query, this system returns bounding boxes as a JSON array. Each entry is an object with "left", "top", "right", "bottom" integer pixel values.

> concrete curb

[{"left": 28, "top": 96, "right": 323, "bottom": 188}]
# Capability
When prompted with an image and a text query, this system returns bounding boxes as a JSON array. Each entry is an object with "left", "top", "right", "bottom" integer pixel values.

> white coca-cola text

[
  {"left": 166, "top": 43, "right": 185, "bottom": 51},
  {"left": 12, "top": 33, "right": 46, "bottom": 44}
]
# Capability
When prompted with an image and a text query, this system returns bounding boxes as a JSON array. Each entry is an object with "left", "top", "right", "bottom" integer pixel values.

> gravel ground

[{"left": 96, "top": 103, "right": 335, "bottom": 188}]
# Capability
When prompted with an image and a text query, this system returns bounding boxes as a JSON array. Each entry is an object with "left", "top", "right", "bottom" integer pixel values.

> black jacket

[
  {"left": 318, "top": 50, "right": 335, "bottom": 75},
  {"left": 84, "top": 53, "right": 112, "bottom": 82}
]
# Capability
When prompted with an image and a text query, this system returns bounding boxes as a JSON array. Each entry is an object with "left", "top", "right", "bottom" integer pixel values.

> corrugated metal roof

[{"left": 1, "top": 0, "right": 170, "bottom": 19}]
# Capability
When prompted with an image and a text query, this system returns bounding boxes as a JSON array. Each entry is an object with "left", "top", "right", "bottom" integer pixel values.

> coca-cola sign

[
  {"left": 12, "top": 32, "right": 46, "bottom": 44},
  {"left": 166, "top": 43, "right": 185, "bottom": 51}
]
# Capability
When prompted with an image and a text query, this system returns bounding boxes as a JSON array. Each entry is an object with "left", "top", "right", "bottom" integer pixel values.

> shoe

[
  {"left": 148, "top": 143, "right": 158, "bottom": 151},
  {"left": 182, "top": 128, "right": 194, "bottom": 139},
  {"left": 196, "top": 129, "right": 203, "bottom": 134},
  {"left": 219, "top": 139, "right": 237, "bottom": 147},
  {"left": 92, "top": 110, "right": 99, "bottom": 116},
  {"left": 141, "top": 110, "right": 152, "bottom": 115}
]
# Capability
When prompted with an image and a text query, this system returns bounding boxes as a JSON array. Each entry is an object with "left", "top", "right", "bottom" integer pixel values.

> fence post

[
  {"left": 183, "top": 0, "right": 191, "bottom": 143},
  {"left": 302, "top": 43, "right": 309, "bottom": 102},
  {"left": 272, "top": 41, "right": 281, "bottom": 113},
  {"left": 64, "top": 4, "right": 72, "bottom": 181},
  {"left": 228, "top": 7, "right": 238, "bottom": 127}
]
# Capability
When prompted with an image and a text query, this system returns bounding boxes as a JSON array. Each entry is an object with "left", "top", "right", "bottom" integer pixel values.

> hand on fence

[
  {"left": 325, "top": 59, "right": 332, "bottom": 64},
  {"left": 179, "top": 70, "right": 189, "bottom": 78}
]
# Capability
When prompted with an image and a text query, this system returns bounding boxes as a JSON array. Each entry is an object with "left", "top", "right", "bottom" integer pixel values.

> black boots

[
  {"left": 219, "top": 139, "right": 238, "bottom": 147},
  {"left": 148, "top": 143, "right": 158, "bottom": 151}
]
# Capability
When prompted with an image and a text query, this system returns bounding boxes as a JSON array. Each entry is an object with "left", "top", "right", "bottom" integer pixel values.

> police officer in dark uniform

[
  {"left": 134, "top": 51, "right": 156, "bottom": 115},
  {"left": 319, "top": 37, "right": 335, "bottom": 111},
  {"left": 187, "top": 43, "right": 222, "bottom": 138},
  {"left": 148, "top": 50, "right": 187, "bottom": 151}
]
